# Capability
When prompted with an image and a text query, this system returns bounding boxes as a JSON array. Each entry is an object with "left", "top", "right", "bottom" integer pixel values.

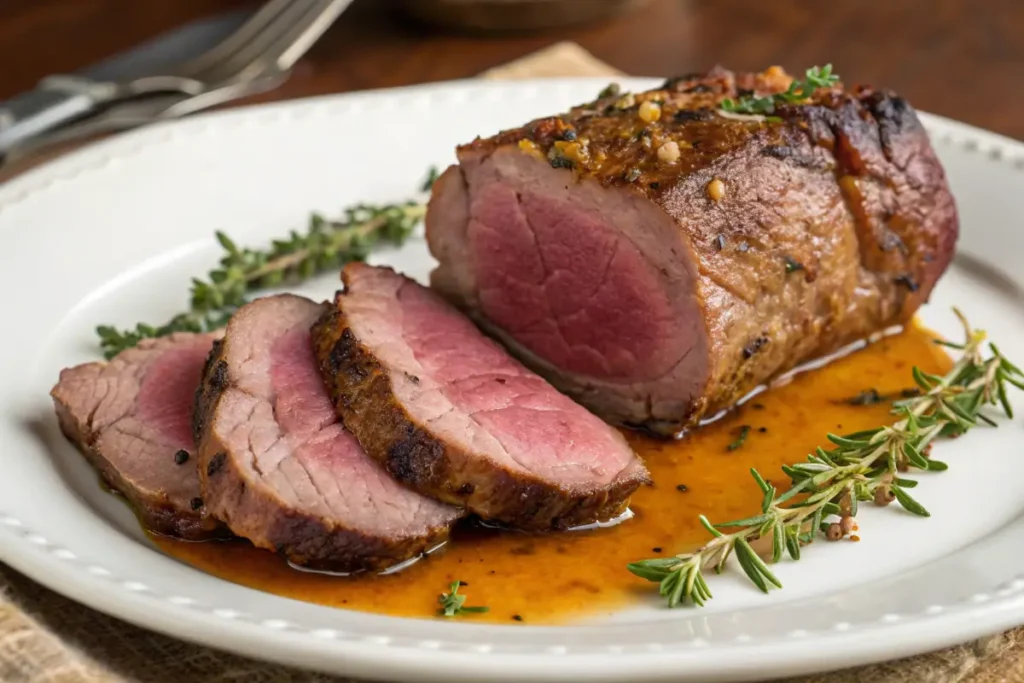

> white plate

[{"left": 1, "top": 77, "right": 1023, "bottom": 683}]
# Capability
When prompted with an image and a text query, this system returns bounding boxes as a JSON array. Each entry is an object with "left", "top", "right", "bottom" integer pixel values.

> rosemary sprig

[
  {"left": 438, "top": 580, "right": 489, "bottom": 617},
  {"left": 96, "top": 172, "right": 436, "bottom": 359},
  {"left": 720, "top": 64, "right": 839, "bottom": 117},
  {"left": 629, "top": 308, "right": 1024, "bottom": 608}
]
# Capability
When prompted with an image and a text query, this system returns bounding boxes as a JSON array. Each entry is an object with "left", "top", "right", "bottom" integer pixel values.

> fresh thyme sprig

[
  {"left": 720, "top": 64, "right": 839, "bottom": 117},
  {"left": 629, "top": 309, "right": 1024, "bottom": 608},
  {"left": 438, "top": 580, "right": 489, "bottom": 617},
  {"left": 96, "top": 171, "right": 436, "bottom": 359}
]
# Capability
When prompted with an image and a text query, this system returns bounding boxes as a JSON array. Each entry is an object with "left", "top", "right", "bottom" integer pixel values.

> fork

[{"left": 0, "top": 0, "right": 351, "bottom": 157}]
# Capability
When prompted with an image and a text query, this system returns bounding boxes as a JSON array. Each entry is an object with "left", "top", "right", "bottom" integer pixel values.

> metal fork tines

[
  {"left": 129, "top": 0, "right": 350, "bottom": 98},
  {"left": 0, "top": 0, "right": 351, "bottom": 164},
  {"left": 173, "top": 0, "right": 348, "bottom": 88}
]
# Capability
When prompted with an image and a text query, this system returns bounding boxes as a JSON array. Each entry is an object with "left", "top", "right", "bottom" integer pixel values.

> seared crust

[
  {"left": 431, "top": 66, "right": 959, "bottom": 434},
  {"left": 193, "top": 303, "right": 452, "bottom": 572},
  {"left": 311, "top": 271, "right": 649, "bottom": 531}
]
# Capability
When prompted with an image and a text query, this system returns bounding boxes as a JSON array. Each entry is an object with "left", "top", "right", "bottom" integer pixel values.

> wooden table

[{"left": 2, "top": 0, "right": 1023, "bottom": 140}]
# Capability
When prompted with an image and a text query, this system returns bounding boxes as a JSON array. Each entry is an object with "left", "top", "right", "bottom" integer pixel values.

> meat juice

[{"left": 152, "top": 321, "right": 951, "bottom": 624}]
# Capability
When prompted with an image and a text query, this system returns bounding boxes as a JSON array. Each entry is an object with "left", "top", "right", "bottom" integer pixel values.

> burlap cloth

[{"left": 3, "top": 41, "right": 1022, "bottom": 683}]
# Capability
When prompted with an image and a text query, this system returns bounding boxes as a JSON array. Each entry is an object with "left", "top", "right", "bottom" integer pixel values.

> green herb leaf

[
  {"left": 96, "top": 185, "right": 430, "bottom": 359},
  {"left": 420, "top": 165, "right": 440, "bottom": 192},
  {"left": 727, "top": 425, "right": 752, "bottom": 451},
  {"left": 438, "top": 580, "right": 489, "bottom": 617},
  {"left": 891, "top": 485, "right": 930, "bottom": 517},
  {"left": 628, "top": 311, "right": 1019, "bottom": 608},
  {"left": 719, "top": 64, "right": 839, "bottom": 117}
]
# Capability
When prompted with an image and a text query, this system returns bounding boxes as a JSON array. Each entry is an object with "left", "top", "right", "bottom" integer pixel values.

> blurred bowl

[{"left": 395, "top": 0, "right": 652, "bottom": 32}]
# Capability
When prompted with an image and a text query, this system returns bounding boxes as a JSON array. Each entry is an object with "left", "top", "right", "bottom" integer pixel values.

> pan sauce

[{"left": 152, "top": 321, "right": 951, "bottom": 624}]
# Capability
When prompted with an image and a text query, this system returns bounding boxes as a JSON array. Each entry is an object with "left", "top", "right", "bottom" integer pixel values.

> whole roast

[{"left": 426, "top": 66, "right": 958, "bottom": 435}]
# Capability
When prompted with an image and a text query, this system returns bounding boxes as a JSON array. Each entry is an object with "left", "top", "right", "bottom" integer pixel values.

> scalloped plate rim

[{"left": 0, "top": 76, "right": 1022, "bottom": 682}]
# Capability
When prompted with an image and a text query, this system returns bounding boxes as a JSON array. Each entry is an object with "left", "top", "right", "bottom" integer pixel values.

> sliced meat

[
  {"left": 50, "top": 332, "right": 226, "bottom": 540},
  {"left": 425, "top": 66, "right": 959, "bottom": 435},
  {"left": 193, "top": 293, "right": 460, "bottom": 572},
  {"left": 311, "top": 263, "right": 650, "bottom": 531}
]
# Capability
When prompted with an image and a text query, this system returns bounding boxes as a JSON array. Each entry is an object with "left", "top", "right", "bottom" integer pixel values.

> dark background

[{"left": 2, "top": 0, "right": 1023, "bottom": 140}]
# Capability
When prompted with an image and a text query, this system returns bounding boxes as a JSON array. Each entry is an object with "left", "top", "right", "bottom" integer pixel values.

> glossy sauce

[{"left": 152, "top": 322, "right": 952, "bottom": 624}]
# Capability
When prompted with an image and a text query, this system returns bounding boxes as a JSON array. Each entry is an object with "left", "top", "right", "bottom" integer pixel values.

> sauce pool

[{"left": 152, "top": 322, "right": 952, "bottom": 624}]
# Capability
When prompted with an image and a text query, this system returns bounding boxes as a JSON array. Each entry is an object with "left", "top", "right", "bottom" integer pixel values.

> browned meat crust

[{"left": 428, "top": 66, "right": 958, "bottom": 434}]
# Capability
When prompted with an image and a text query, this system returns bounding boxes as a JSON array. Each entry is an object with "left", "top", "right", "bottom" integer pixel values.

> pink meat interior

[
  {"left": 137, "top": 343, "right": 211, "bottom": 445},
  {"left": 468, "top": 183, "right": 680, "bottom": 381},
  {"left": 345, "top": 266, "right": 641, "bottom": 489},
  {"left": 270, "top": 328, "right": 364, "bottom": 466},
  {"left": 233, "top": 323, "right": 452, "bottom": 532}
]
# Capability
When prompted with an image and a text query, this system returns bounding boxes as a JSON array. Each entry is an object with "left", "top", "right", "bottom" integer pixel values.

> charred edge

[
  {"left": 386, "top": 429, "right": 447, "bottom": 491},
  {"left": 314, "top": 306, "right": 450, "bottom": 496},
  {"left": 863, "top": 92, "right": 919, "bottom": 154},
  {"left": 759, "top": 144, "right": 829, "bottom": 169},
  {"left": 191, "top": 341, "right": 225, "bottom": 442},
  {"left": 894, "top": 274, "right": 920, "bottom": 292},
  {"left": 266, "top": 510, "right": 451, "bottom": 573},
  {"left": 742, "top": 335, "right": 769, "bottom": 360},
  {"left": 198, "top": 338, "right": 223, "bottom": 386},
  {"left": 673, "top": 108, "right": 713, "bottom": 122},
  {"left": 210, "top": 360, "right": 229, "bottom": 391},
  {"left": 321, "top": 325, "right": 370, "bottom": 412},
  {"left": 206, "top": 452, "right": 226, "bottom": 477},
  {"left": 807, "top": 97, "right": 888, "bottom": 281},
  {"left": 487, "top": 461, "right": 645, "bottom": 531},
  {"left": 660, "top": 72, "right": 707, "bottom": 90}
]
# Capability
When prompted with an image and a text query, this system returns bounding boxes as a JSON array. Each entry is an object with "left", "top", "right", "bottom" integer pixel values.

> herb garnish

[
  {"left": 720, "top": 64, "right": 839, "bottom": 118},
  {"left": 438, "top": 580, "right": 489, "bottom": 617},
  {"left": 95, "top": 171, "right": 436, "bottom": 359},
  {"left": 841, "top": 388, "right": 920, "bottom": 406},
  {"left": 726, "top": 425, "right": 751, "bottom": 452},
  {"left": 628, "top": 309, "right": 1023, "bottom": 607},
  {"left": 783, "top": 255, "right": 805, "bottom": 274},
  {"left": 420, "top": 166, "right": 440, "bottom": 192}
]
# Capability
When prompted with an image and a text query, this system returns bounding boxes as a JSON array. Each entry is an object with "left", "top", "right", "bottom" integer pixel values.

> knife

[{"left": 0, "top": 9, "right": 252, "bottom": 157}]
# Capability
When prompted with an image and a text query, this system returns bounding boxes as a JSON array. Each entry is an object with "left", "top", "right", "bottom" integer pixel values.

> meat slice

[
  {"left": 311, "top": 263, "right": 650, "bottom": 531},
  {"left": 193, "top": 293, "right": 460, "bottom": 572},
  {"left": 425, "top": 66, "right": 959, "bottom": 435},
  {"left": 50, "top": 332, "right": 226, "bottom": 540}
]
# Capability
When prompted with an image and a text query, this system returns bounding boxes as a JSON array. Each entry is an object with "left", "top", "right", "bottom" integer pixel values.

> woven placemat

[{"left": 3, "top": 40, "right": 1022, "bottom": 683}]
